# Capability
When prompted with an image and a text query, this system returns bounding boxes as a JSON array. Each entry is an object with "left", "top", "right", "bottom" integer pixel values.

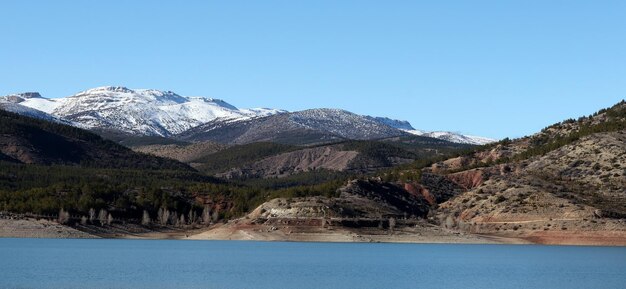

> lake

[{"left": 0, "top": 238, "right": 625, "bottom": 289}]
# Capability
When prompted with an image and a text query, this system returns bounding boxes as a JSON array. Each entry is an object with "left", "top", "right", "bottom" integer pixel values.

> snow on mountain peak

[
  {"left": 402, "top": 129, "right": 496, "bottom": 145},
  {"left": 287, "top": 108, "right": 404, "bottom": 140},
  {"left": 15, "top": 92, "right": 43, "bottom": 99},
  {"left": 1, "top": 87, "right": 495, "bottom": 144},
  {"left": 4, "top": 87, "right": 286, "bottom": 136},
  {"left": 81, "top": 86, "right": 134, "bottom": 94},
  {"left": 366, "top": 116, "right": 496, "bottom": 145}
]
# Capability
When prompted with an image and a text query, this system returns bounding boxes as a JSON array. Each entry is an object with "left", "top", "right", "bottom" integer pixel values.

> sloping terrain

[
  {"left": 139, "top": 136, "right": 467, "bottom": 181},
  {"left": 0, "top": 109, "right": 191, "bottom": 170},
  {"left": 217, "top": 145, "right": 360, "bottom": 179},
  {"left": 1, "top": 87, "right": 283, "bottom": 136},
  {"left": 134, "top": 141, "right": 227, "bottom": 164},
  {"left": 177, "top": 108, "right": 408, "bottom": 145},
  {"left": 425, "top": 101, "right": 626, "bottom": 244},
  {"left": 2, "top": 87, "right": 494, "bottom": 145}
]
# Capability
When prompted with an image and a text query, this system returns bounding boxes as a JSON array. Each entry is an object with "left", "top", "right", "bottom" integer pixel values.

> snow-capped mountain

[
  {"left": 366, "top": 116, "right": 496, "bottom": 145},
  {"left": 1, "top": 86, "right": 494, "bottom": 145},
  {"left": 1, "top": 87, "right": 285, "bottom": 136},
  {"left": 289, "top": 109, "right": 406, "bottom": 140},
  {"left": 178, "top": 108, "right": 408, "bottom": 145},
  {"left": 364, "top": 116, "right": 415, "bottom": 131},
  {"left": 402, "top": 130, "right": 495, "bottom": 145},
  {"left": 0, "top": 92, "right": 72, "bottom": 125}
]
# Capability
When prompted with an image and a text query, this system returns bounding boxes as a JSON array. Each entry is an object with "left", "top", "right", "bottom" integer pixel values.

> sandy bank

[{"left": 0, "top": 218, "right": 96, "bottom": 239}]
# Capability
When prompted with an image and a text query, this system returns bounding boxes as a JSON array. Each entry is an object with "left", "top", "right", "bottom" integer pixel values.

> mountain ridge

[{"left": 1, "top": 86, "right": 494, "bottom": 145}]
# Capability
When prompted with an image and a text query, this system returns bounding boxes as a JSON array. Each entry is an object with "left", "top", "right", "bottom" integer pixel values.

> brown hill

[
  {"left": 134, "top": 141, "right": 226, "bottom": 165},
  {"left": 424, "top": 100, "right": 626, "bottom": 244},
  {"left": 0, "top": 109, "right": 192, "bottom": 170}
]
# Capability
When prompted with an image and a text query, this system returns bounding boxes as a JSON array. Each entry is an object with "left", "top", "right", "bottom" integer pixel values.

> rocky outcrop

[
  {"left": 419, "top": 173, "right": 465, "bottom": 204},
  {"left": 338, "top": 179, "right": 430, "bottom": 218},
  {"left": 445, "top": 169, "right": 485, "bottom": 191},
  {"left": 404, "top": 183, "right": 436, "bottom": 205}
]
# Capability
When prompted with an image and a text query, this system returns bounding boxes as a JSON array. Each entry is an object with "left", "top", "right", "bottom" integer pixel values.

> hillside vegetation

[{"left": 0, "top": 110, "right": 191, "bottom": 171}]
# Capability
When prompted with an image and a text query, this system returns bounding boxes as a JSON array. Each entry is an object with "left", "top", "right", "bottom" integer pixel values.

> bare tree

[
  {"left": 98, "top": 209, "right": 108, "bottom": 226},
  {"left": 202, "top": 205, "right": 211, "bottom": 225},
  {"left": 58, "top": 209, "right": 70, "bottom": 224},
  {"left": 169, "top": 211, "right": 179, "bottom": 226},
  {"left": 188, "top": 209, "right": 195, "bottom": 225},
  {"left": 141, "top": 210, "right": 151, "bottom": 226},
  {"left": 89, "top": 208, "right": 96, "bottom": 224},
  {"left": 389, "top": 217, "right": 396, "bottom": 234},
  {"left": 157, "top": 208, "right": 171, "bottom": 226},
  {"left": 157, "top": 208, "right": 164, "bottom": 225},
  {"left": 179, "top": 214, "right": 186, "bottom": 227},
  {"left": 163, "top": 209, "right": 170, "bottom": 225},
  {"left": 212, "top": 210, "right": 220, "bottom": 222},
  {"left": 80, "top": 216, "right": 88, "bottom": 225},
  {"left": 107, "top": 213, "right": 113, "bottom": 225}
]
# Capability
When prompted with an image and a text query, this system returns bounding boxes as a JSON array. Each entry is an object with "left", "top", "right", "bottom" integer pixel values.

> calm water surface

[{"left": 0, "top": 238, "right": 625, "bottom": 289}]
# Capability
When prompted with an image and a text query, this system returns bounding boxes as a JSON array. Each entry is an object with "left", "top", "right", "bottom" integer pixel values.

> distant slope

[
  {"left": 134, "top": 141, "right": 227, "bottom": 164},
  {"left": 178, "top": 108, "right": 408, "bottom": 145},
  {"left": 0, "top": 97, "right": 69, "bottom": 125},
  {"left": 192, "top": 142, "right": 298, "bottom": 174},
  {"left": 366, "top": 115, "right": 496, "bottom": 145},
  {"left": 217, "top": 141, "right": 418, "bottom": 179},
  {"left": 182, "top": 137, "right": 467, "bottom": 180},
  {"left": 404, "top": 130, "right": 495, "bottom": 145},
  {"left": 0, "top": 109, "right": 192, "bottom": 171},
  {"left": 2, "top": 87, "right": 284, "bottom": 136},
  {"left": 0, "top": 109, "right": 222, "bottom": 223},
  {"left": 2, "top": 87, "right": 494, "bottom": 145}
]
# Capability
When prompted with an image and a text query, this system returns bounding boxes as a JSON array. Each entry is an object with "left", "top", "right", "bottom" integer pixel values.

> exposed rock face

[
  {"left": 338, "top": 179, "right": 431, "bottom": 218},
  {"left": 134, "top": 141, "right": 226, "bottom": 164},
  {"left": 219, "top": 146, "right": 359, "bottom": 178},
  {"left": 429, "top": 104, "right": 626, "bottom": 240},
  {"left": 419, "top": 173, "right": 465, "bottom": 204},
  {"left": 445, "top": 169, "right": 485, "bottom": 191},
  {"left": 16, "top": 92, "right": 43, "bottom": 99},
  {"left": 2, "top": 92, "right": 43, "bottom": 103},
  {"left": 524, "top": 131, "right": 626, "bottom": 198},
  {"left": 354, "top": 101, "right": 626, "bottom": 244},
  {"left": 243, "top": 178, "right": 432, "bottom": 227},
  {"left": 404, "top": 183, "right": 436, "bottom": 206}
]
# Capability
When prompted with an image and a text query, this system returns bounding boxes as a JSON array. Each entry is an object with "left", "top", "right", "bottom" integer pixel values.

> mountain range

[
  {"left": 0, "top": 86, "right": 494, "bottom": 145},
  {"left": 0, "top": 86, "right": 624, "bottom": 245}
]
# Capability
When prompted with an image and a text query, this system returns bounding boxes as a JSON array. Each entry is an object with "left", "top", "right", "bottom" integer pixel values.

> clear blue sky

[{"left": 1, "top": 1, "right": 625, "bottom": 139}]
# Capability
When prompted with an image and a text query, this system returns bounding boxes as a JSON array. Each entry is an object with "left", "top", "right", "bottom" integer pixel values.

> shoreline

[{"left": 2, "top": 218, "right": 625, "bottom": 246}]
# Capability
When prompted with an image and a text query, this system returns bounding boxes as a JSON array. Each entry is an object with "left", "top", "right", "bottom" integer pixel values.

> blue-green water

[{"left": 0, "top": 239, "right": 625, "bottom": 289}]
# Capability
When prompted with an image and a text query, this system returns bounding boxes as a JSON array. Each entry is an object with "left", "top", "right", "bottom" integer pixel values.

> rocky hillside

[
  {"left": 214, "top": 141, "right": 422, "bottom": 179},
  {"left": 424, "top": 100, "right": 626, "bottom": 244},
  {"left": 220, "top": 100, "right": 626, "bottom": 245},
  {"left": 238, "top": 178, "right": 432, "bottom": 230}
]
